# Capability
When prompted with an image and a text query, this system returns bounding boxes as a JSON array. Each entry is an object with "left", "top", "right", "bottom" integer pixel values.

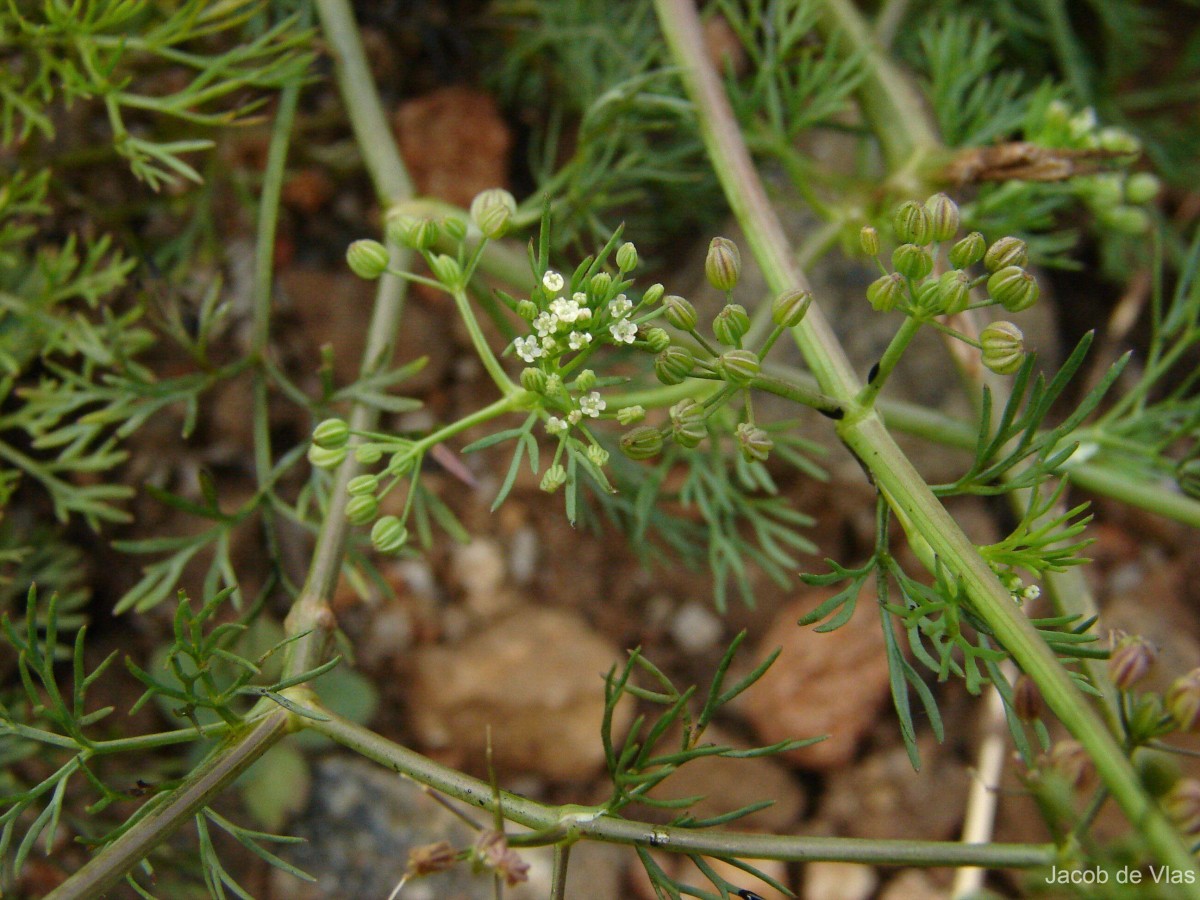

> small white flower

[
  {"left": 573, "top": 291, "right": 588, "bottom": 304},
  {"left": 608, "top": 294, "right": 632, "bottom": 318},
  {"left": 545, "top": 416, "right": 567, "bottom": 435},
  {"left": 550, "top": 297, "right": 584, "bottom": 323},
  {"left": 610, "top": 319, "right": 637, "bottom": 343},
  {"left": 567, "top": 409, "right": 582, "bottom": 425},
  {"left": 579, "top": 391, "right": 606, "bottom": 417},
  {"left": 575, "top": 307, "right": 592, "bottom": 322},
  {"left": 1022, "top": 584, "right": 1042, "bottom": 602},
  {"left": 568, "top": 331, "right": 592, "bottom": 350},
  {"left": 541, "top": 335, "right": 558, "bottom": 351},
  {"left": 534, "top": 311, "right": 559, "bottom": 337},
  {"left": 542, "top": 270, "right": 565, "bottom": 293},
  {"left": 513, "top": 336, "right": 544, "bottom": 363}
]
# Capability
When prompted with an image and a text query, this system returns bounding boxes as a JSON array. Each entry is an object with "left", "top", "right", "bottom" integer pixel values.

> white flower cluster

[{"left": 510, "top": 270, "right": 639, "bottom": 363}]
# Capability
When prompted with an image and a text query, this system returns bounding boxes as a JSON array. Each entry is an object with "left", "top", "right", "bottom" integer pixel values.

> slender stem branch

[
  {"left": 750, "top": 374, "right": 844, "bottom": 418},
  {"left": 46, "top": 712, "right": 290, "bottom": 900},
  {"left": 551, "top": 843, "right": 571, "bottom": 900},
  {"left": 250, "top": 79, "right": 302, "bottom": 588},
  {"left": 855, "top": 315, "right": 922, "bottom": 408},
  {"left": 305, "top": 707, "right": 1056, "bottom": 869},
  {"left": 653, "top": 0, "right": 1200, "bottom": 885},
  {"left": 452, "top": 284, "right": 516, "bottom": 396}
]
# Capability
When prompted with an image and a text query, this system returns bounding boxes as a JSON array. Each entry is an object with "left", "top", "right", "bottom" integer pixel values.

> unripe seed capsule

[
  {"left": 355, "top": 444, "right": 383, "bottom": 464},
  {"left": 644, "top": 327, "right": 671, "bottom": 353},
  {"left": 620, "top": 425, "right": 663, "bottom": 459},
  {"left": 469, "top": 188, "right": 517, "bottom": 239},
  {"left": 718, "top": 349, "right": 761, "bottom": 384},
  {"left": 590, "top": 272, "right": 612, "bottom": 298},
  {"left": 735, "top": 422, "right": 773, "bottom": 463},
  {"left": 616, "top": 405, "right": 645, "bottom": 425},
  {"left": 924, "top": 192, "right": 960, "bottom": 242},
  {"left": 347, "top": 475, "right": 379, "bottom": 496},
  {"left": 669, "top": 398, "right": 707, "bottom": 448},
  {"left": 346, "top": 240, "right": 390, "bottom": 280},
  {"left": 712, "top": 303, "right": 750, "bottom": 345},
  {"left": 1162, "top": 779, "right": 1200, "bottom": 835},
  {"left": 655, "top": 346, "right": 696, "bottom": 385},
  {"left": 1125, "top": 172, "right": 1161, "bottom": 205},
  {"left": 407, "top": 218, "right": 439, "bottom": 251},
  {"left": 1109, "top": 633, "right": 1157, "bottom": 691},
  {"left": 984, "top": 236, "right": 1028, "bottom": 272},
  {"left": 912, "top": 280, "right": 943, "bottom": 317},
  {"left": 892, "top": 244, "right": 933, "bottom": 280},
  {"left": 371, "top": 516, "right": 408, "bottom": 554},
  {"left": 938, "top": 269, "right": 971, "bottom": 315},
  {"left": 980, "top": 321, "right": 1025, "bottom": 375},
  {"left": 345, "top": 494, "right": 380, "bottom": 525},
  {"left": 442, "top": 216, "right": 468, "bottom": 242},
  {"left": 705, "top": 237, "right": 742, "bottom": 291},
  {"left": 772, "top": 288, "right": 812, "bottom": 327},
  {"left": 1167, "top": 669, "right": 1200, "bottom": 732},
  {"left": 642, "top": 283, "right": 665, "bottom": 306},
  {"left": 520, "top": 367, "right": 548, "bottom": 393},
  {"left": 866, "top": 273, "right": 903, "bottom": 312},
  {"left": 307, "top": 444, "right": 347, "bottom": 469},
  {"left": 429, "top": 253, "right": 463, "bottom": 287},
  {"left": 540, "top": 464, "right": 567, "bottom": 493},
  {"left": 949, "top": 232, "right": 986, "bottom": 269},
  {"left": 313, "top": 418, "right": 350, "bottom": 449},
  {"left": 893, "top": 200, "right": 933, "bottom": 245},
  {"left": 859, "top": 226, "right": 880, "bottom": 256},
  {"left": 586, "top": 445, "right": 610, "bottom": 468},
  {"left": 987, "top": 266, "right": 1039, "bottom": 312},
  {"left": 575, "top": 369, "right": 597, "bottom": 392},
  {"left": 616, "top": 241, "right": 639, "bottom": 272},
  {"left": 663, "top": 295, "right": 697, "bottom": 331}
]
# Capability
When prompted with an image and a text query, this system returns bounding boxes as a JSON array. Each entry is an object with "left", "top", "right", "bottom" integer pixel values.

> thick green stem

[
  {"left": 46, "top": 712, "right": 290, "bottom": 900},
  {"left": 306, "top": 707, "right": 1054, "bottom": 869},
  {"left": 313, "top": 0, "right": 412, "bottom": 204},
  {"left": 654, "top": 0, "right": 1200, "bottom": 885},
  {"left": 283, "top": 0, "right": 417, "bottom": 681},
  {"left": 814, "top": 0, "right": 941, "bottom": 190}
]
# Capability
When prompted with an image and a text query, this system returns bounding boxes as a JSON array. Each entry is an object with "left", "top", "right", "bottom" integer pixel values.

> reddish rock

[
  {"left": 742, "top": 587, "right": 891, "bottom": 770},
  {"left": 394, "top": 86, "right": 512, "bottom": 208},
  {"left": 408, "top": 607, "right": 631, "bottom": 779}
]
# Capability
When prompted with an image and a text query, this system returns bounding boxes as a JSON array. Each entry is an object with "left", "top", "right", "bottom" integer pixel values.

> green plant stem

[
  {"left": 856, "top": 315, "right": 922, "bottom": 408},
  {"left": 653, "top": 0, "right": 1200, "bottom": 885},
  {"left": 813, "top": 0, "right": 941, "bottom": 190},
  {"left": 250, "top": 79, "right": 302, "bottom": 589},
  {"left": 551, "top": 843, "right": 570, "bottom": 900},
  {"left": 750, "top": 373, "right": 845, "bottom": 418},
  {"left": 613, "top": 361, "right": 1200, "bottom": 529},
  {"left": 306, "top": 707, "right": 1055, "bottom": 868},
  {"left": 452, "top": 284, "right": 516, "bottom": 395},
  {"left": 45, "top": 711, "right": 290, "bottom": 900},
  {"left": 312, "top": 0, "right": 412, "bottom": 204},
  {"left": 281, "top": 0, "right": 416, "bottom": 682}
]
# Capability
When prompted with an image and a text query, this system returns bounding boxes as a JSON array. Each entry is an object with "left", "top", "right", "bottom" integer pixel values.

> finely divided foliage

[{"left": 1, "top": 0, "right": 1200, "bottom": 898}]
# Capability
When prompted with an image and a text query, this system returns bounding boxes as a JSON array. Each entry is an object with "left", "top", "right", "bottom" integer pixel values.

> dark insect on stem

[
  {"left": 867, "top": 361, "right": 881, "bottom": 384},
  {"left": 818, "top": 405, "right": 845, "bottom": 420}
]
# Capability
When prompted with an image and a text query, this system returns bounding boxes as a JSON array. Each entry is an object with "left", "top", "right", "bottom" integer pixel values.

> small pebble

[{"left": 669, "top": 601, "right": 723, "bottom": 653}]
